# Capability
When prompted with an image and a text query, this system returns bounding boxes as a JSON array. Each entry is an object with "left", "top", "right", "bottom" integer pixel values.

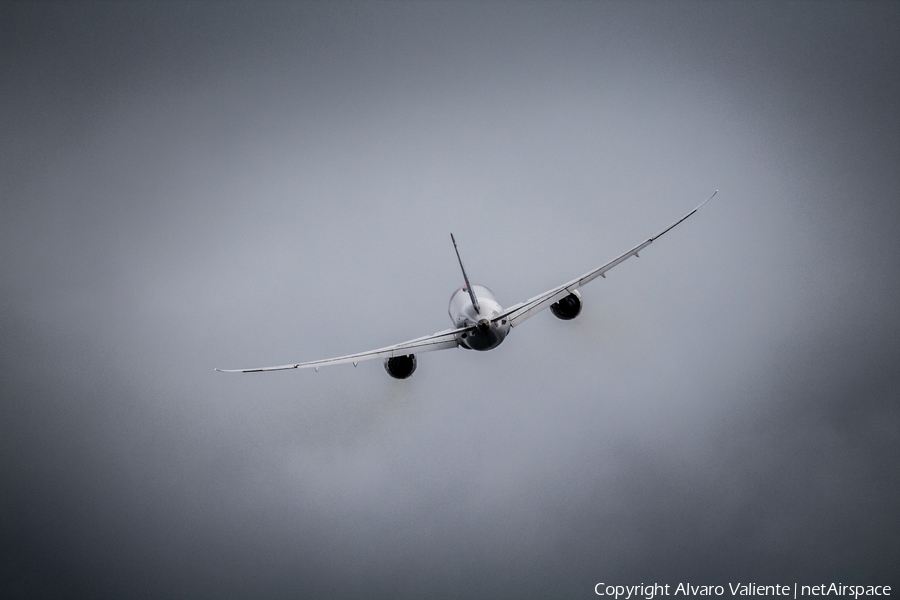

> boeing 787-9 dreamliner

[{"left": 216, "top": 191, "right": 717, "bottom": 379}]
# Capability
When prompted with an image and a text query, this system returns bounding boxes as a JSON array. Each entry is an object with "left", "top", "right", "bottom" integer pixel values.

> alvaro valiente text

[{"left": 595, "top": 583, "right": 892, "bottom": 599}]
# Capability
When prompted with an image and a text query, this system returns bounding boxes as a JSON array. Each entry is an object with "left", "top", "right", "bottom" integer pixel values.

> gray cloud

[{"left": 2, "top": 2, "right": 899, "bottom": 598}]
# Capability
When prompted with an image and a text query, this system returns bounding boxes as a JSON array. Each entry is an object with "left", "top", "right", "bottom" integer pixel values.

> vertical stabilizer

[{"left": 450, "top": 233, "right": 481, "bottom": 314}]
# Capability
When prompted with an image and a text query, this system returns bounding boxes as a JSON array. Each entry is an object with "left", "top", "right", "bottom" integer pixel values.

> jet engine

[
  {"left": 384, "top": 354, "right": 417, "bottom": 379},
  {"left": 550, "top": 290, "right": 582, "bottom": 320}
]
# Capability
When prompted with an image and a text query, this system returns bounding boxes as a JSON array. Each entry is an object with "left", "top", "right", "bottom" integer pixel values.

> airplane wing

[
  {"left": 497, "top": 191, "right": 717, "bottom": 328},
  {"left": 215, "top": 325, "right": 470, "bottom": 373}
]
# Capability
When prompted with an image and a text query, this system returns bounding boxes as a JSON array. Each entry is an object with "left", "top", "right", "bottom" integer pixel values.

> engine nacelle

[
  {"left": 550, "top": 290, "right": 582, "bottom": 320},
  {"left": 384, "top": 354, "right": 417, "bottom": 379}
]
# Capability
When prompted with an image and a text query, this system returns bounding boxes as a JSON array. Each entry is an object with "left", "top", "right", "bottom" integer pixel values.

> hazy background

[{"left": 2, "top": 2, "right": 899, "bottom": 598}]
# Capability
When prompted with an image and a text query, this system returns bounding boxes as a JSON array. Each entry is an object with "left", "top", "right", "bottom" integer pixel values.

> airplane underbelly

[{"left": 459, "top": 324, "right": 506, "bottom": 351}]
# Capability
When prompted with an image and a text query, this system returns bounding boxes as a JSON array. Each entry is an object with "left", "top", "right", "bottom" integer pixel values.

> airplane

[{"left": 216, "top": 191, "right": 718, "bottom": 379}]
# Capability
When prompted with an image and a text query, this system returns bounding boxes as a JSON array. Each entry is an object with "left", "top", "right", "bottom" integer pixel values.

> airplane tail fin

[{"left": 450, "top": 233, "right": 481, "bottom": 314}]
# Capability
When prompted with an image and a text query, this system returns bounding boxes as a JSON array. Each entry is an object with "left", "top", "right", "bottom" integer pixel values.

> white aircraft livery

[{"left": 216, "top": 191, "right": 717, "bottom": 379}]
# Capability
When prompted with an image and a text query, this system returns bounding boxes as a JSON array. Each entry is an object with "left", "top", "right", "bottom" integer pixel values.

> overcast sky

[{"left": 2, "top": 2, "right": 899, "bottom": 599}]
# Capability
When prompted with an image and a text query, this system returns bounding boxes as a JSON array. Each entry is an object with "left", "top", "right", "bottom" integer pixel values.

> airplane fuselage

[{"left": 448, "top": 284, "right": 511, "bottom": 350}]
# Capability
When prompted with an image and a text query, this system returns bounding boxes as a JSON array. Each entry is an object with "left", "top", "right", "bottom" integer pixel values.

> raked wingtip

[{"left": 697, "top": 189, "right": 718, "bottom": 210}]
